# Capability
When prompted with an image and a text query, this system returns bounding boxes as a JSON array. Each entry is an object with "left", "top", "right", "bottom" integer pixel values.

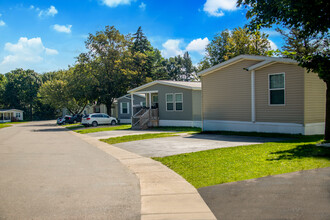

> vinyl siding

[
  {"left": 192, "top": 90, "right": 202, "bottom": 121},
  {"left": 118, "top": 95, "right": 145, "bottom": 119},
  {"left": 132, "top": 84, "right": 195, "bottom": 121},
  {"left": 202, "top": 60, "right": 259, "bottom": 121},
  {"left": 304, "top": 70, "right": 326, "bottom": 124},
  {"left": 255, "top": 63, "right": 304, "bottom": 124}
]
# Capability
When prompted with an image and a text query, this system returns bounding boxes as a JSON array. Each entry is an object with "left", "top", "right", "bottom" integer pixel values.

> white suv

[{"left": 82, "top": 113, "right": 118, "bottom": 127}]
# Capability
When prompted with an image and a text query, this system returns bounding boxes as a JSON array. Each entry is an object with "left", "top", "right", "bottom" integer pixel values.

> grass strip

[
  {"left": 75, "top": 124, "right": 132, "bottom": 134},
  {"left": 101, "top": 132, "right": 178, "bottom": 144},
  {"left": 0, "top": 124, "right": 11, "bottom": 129},
  {"left": 153, "top": 135, "right": 330, "bottom": 188}
]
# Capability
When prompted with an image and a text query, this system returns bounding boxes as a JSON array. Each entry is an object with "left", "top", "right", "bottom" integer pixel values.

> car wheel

[
  {"left": 92, "top": 121, "right": 98, "bottom": 127},
  {"left": 111, "top": 120, "right": 116, "bottom": 125},
  {"left": 73, "top": 120, "right": 77, "bottom": 124},
  {"left": 62, "top": 122, "right": 66, "bottom": 125}
]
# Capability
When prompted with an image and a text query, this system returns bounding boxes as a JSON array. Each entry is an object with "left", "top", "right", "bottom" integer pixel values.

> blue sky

[{"left": 0, "top": 0, "right": 284, "bottom": 74}]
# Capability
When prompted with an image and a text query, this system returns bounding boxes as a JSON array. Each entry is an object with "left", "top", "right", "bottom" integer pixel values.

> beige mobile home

[
  {"left": 198, "top": 55, "right": 325, "bottom": 135},
  {"left": 128, "top": 80, "right": 202, "bottom": 129}
]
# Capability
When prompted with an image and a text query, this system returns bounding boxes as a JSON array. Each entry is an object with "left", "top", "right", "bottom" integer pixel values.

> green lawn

[
  {"left": 153, "top": 135, "right": 330, "bottom": 188},
  {"left": 75, "top": 124, "right": 132, "bottom": 134},
  {"left": 101, "top": 132, "right": 178, "bottom": 144},
  {"left": 0, "top": 124, "right": 11, "bottom": 129}
]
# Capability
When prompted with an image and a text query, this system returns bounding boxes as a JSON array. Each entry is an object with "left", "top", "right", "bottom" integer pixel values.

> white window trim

[
  {"left": 165, "top": 93, "right": 183, "bottom": 111},
  {"left": 121, "top": 102, "right": 129, "bottom": 114},
  {"left": 268, "top": 72, "right": 286, "bottom": 106}
]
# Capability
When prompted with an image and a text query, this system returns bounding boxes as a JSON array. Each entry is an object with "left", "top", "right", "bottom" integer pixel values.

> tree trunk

[
  {"left": 324, "top": 81, "right": 330, "bottom": 140},
  {"left": 106, "top": 102, "right": 112, "bottom": 117}
]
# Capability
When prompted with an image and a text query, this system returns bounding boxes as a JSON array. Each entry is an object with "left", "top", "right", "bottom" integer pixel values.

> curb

[{"left": 68, "top": 130, "right": 216, "bottom": 220}]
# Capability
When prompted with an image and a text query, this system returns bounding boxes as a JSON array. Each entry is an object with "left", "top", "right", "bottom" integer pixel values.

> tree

[
  {"left": 237, "top": 0, "right": 330, "bottom": 139},
  {"left": 202, "top": 27, "right": 271, "bottom": 68},
  {"left": 3, "top": 69, "right": 41, "bottom": 120},
  {"left": 85, "top": 26, "right": 134, "bottom": 116},
  {"left": 38, "top": 66, "right": 95, "bottom": 115},
  {"left": 0, "top": 74, "right": 6, "bottom": 108}
]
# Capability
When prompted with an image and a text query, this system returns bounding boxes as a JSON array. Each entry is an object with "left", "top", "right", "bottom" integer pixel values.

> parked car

[
  {"left": 67, "top": 114, "right": 83, "bottom": 124},
  {"left": 57, "top": 115, "right": 72, "bottom": 125},
  {"left": 81, "top": 113, "right": 117, "bottom": 127}
]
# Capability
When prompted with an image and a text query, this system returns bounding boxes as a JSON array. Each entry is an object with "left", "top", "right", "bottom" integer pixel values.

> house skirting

[
  {"left": 202, "top": 120, "right": 325, "bottom": 135},
  {"left": 0, "top": 120, "right": 11, "bottom": 123},
  {"left": 119, "top": 119, "right": 131, "bottom": 124},
  {"left": 159, "top": 120, "right": 202, "bottom": 128}
]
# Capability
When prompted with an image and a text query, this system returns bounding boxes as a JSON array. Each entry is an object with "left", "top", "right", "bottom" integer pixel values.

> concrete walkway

[
  {"left": 198, "top": 168, "right": 330, "bottom": 220},
  {"left": 0, "top": 121, "right": 140, "bottom": 219},
  {"left": 70, "top": 128, "right": 216, "bottom": 219}
]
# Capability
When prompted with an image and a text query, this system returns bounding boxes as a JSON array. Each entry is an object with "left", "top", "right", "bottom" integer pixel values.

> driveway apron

[{"left": 0, "top": 121, "right": 140, "bottom": 219}]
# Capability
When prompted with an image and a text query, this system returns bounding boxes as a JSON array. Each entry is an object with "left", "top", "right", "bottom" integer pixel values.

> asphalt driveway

[
  {"left": 0, "top": 121, "right": 140, "bottom": 219},
  {"left": 112, "top": 133, "right": 284, "bottom": 157},
  {"left": 198, "top": 168, "right": 330, "bottom": 220}
]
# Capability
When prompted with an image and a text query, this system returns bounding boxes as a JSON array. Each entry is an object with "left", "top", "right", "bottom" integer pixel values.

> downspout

[
  {"left": 251, "top": 70, "right": 256, "bottom": 123},
  {"left": 131, "top": 93, "right": 134, "bottom": 123}
]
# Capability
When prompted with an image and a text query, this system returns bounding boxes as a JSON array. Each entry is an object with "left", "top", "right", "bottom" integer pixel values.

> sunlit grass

[{"left": 153, "top": 135, "right": 330, "bottom": 188}]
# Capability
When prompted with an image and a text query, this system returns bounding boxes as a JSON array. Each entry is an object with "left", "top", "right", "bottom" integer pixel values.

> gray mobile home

[
  {"left": 128, "top": 80, "right": 202, "bottom": 129},
  {"left": 117, "top": 94, "right": 146, "bottom": 124}
]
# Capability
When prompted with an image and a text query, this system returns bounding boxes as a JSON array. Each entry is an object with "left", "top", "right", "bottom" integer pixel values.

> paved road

[
  {"left": 113, "top": 133, "right": 284, "bottom": 157},
  {"left": 0, "top": 121, "right": 140, "bottom": 219},
  {"left": 198, "top": 168, "right": 330, "bottom": 220}
]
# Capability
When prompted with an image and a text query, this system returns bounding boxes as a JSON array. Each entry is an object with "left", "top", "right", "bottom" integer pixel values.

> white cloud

[
  {"left": 0, "top": 20, "right": 5, "bottom": 26},
  {"left": 203, "top": 0, "right": 237, "bottom": 17},
  {"left": 139, "top": 2, "right": 146, "bottom": 10},
  {"left": 161, "top": 39, "right": 184, "bottom": 58},
  {"left": 0, "top": 37, "right": 58, "bottom": 72},
  {"left": 186, "top": 37, "right": 210, "bottom": 55},
  {"left": 53, "top": 24, "right": 72, "bottom": 33},
  {"left": 101, "top": 0, "right": 134, "bottom": 7},
  {"left": 269, "top": 40, "right": 278, "bottom": 50},
  {"left": 39, "top": 5, "right": 58, "bottom": 17}
]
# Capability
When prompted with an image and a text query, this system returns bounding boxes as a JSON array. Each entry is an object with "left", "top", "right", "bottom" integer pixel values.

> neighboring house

[
  {"left": 0, "top": 109, "right": 24, "bottom": 122},
  {"left": 198, "top": 55, "right": 326, "bottom": 135},
  {"left": 117, "top": 94, "right": 146, "bottom": 124},
  {"left": 128, "top": 80, "right": 202, "bottom": 128}
]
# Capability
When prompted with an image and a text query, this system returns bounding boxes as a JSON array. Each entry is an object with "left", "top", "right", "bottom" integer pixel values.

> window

[
  {"left": 16, "top": 112, "right": 21, "bottom": 118},
  {"left": 140, "top": 101, "right": 146, "bottom": 107},
  {"left": 269, "top": 73, "right": 285, "bottom": 105},
  {"left": 166, "top": 94, "right": 174, "bottom": 111},
  {"left": 94, "top": 106, "right": 100, "bottom": 113},
  {"left": 121, "top": 102, "right": 129, "bottom": 114},
  {"left": 166, "top": 93, "right": 183, "bottom": 111},
  {"left": 152, "top": 95, "right": 158, "bottom": 104},
  {"left": 175, "top": 93, "right": 183, "bottom": 111}
]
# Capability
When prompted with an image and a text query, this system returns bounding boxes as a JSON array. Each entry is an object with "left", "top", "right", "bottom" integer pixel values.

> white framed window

[
  {"left": 175, "top": 93, "right": 183, "bottom": 111},
  {"left": 166, "top": 93, "right": 183, "bottom": 111},
  {"left": 269, "top": 73, "right": 285, "bottom": 105},
  {"left": 16, "top": 112, "right": 21, "bottom": 118},
  {"left": 121, "top": 102, "right": 129, "bottom": 114},
  {"left": 166, "top": 94, "right": 174, "bottom": 111}
]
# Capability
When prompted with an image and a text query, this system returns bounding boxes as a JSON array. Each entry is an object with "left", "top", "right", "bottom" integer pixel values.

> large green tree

[
  {"left": 198, "top": 27, "right": 271, "bottom": 71},
  {"left": 3, "top": 69, "right": 41, "bottom": 120},
  {"left": 237, "top": 0, "right": 330, "bottom": 139},
  {"left": 0, "top": 74, "right": 6, "bottom": 108},
  {"left": 84, "top": 26, "right": 135, "bottom": 116}
]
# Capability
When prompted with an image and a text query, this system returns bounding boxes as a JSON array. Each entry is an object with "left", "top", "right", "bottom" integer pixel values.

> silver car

[{"left": 81, "top": 113, "right": 117, "bottom": 127}]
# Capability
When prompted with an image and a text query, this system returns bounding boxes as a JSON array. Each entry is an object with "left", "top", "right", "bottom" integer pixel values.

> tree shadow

[{"left": 268, "top": 144, "right": 330, "bottom": 161}]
